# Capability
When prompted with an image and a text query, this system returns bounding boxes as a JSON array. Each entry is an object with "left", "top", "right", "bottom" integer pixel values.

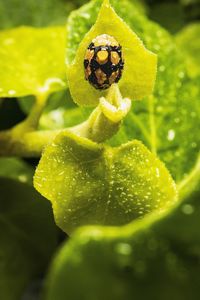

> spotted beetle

[{"left": 84, "top": 34, "right": 124, "bottom": 90}]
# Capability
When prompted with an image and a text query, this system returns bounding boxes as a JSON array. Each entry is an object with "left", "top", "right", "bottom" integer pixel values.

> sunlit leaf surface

[
  {"left": 34, "top": 131, "right": 177, "bottom": 234},
  {"left": 0, "top": 26, "right": 66, "bottom": 98}
]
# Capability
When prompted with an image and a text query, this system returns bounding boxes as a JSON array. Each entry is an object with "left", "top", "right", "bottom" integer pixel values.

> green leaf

[
  {"left": 147, "top": 2, "right": 185, "bottom": 34},
  {"left": 18, "top": 90, "right": 88, "bottom": 131},
  {"left": 44, "top": 160, "right": 200, "bottom": 300},
  {"left": 39, "top": 106, "right": 88, "bottom": 130},
  {"left": 67, "top": 0, "right": 157, "bottom": 106},
  {"left": 0, "top": 0, "right": 78, "bottom": 29},
  {"left": 0, "top": 157, "right": 34, "bottom": 185},
  {"left": 39, "top": 1, "right": 200, "bottom": 297},
  {"left": 34, "top": 0, "right": 199, "bottom": 234},
  {"left": 0, "top": 26, "right": 66, "bottom": 98},
  {"left": 34, "top": 131, "right": 177, "bottom": 234},
  {"left": 0, "top": 177, "right": 58, "bottom": 300},
  {"left": 108, "top": 5, "right": 200, "bottom": 186},
  {"left": 176, "top": 23, "right": 200, "bottom": 78},
  {"left": 63, "top": 0, "right": 200, "bottom": 185},
  {"left": 146, "top": 0, "right": 200, "bottom": 33}
]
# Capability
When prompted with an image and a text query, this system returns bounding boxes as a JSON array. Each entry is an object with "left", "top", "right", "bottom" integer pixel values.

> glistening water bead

[{"left": 84, "top": 34, "right": 124, "bottom": 90}]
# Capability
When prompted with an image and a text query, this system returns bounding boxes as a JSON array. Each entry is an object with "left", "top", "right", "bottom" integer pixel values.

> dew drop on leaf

[
  {"left": 34, "top": 132, "right": 177, "bottom": 234},
  {"left": 167, "top": 129, "right": 175, "bottom": 141},
  {"left": 115, "top": 243, "right": 132, "bottom": 256},
  {"left": 181, "top": 204, "right": 194, "bottom": 215}
]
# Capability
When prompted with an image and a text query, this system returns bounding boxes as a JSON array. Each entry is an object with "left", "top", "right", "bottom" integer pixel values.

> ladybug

[{"left": 84, "top": 34, "right": 124, "bottom": 90}]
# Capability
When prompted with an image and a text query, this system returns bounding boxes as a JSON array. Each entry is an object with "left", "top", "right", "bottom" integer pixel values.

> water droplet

[
  {"left": 115, "top": 243, "right": 132, "bottom": 255},
  {"left": 167, "top": 129, "right": 175, "bottom": 141},
  {"left": 182, "top": 204, "right": 194, "bottom": 215},
  {"left": 159, "top": 65, "right": 165, "bottom": 72},
  {"left": 174, "top": 117, "right": 180, "bottom": 124},
  {"left": 191, "top": 142, "right": 197, "bottom": 148},
  {"left": 51, "top": 109, "right": 64, "bottom": 124},
  {"left": 156, "top": 168, "right": 160, "bottom": 178},
  {"left": 18, "top": 174, "right": 28, "bottom": 183},
  {"left": 178, "top": 71, "right": 185, "bottom": 79},
  {"left": 80, "top": 12, "right": 90, "bottom": 19},
  {"left": 8, "top": 89, "right": 16, "bottom": 96}
]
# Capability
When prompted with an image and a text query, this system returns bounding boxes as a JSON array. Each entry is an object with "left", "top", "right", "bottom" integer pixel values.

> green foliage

[
  {"left": 147, "top": 2, "right": 185, "bottom": 33},
  {"left": 0, "top": 158, "right": 34, "bottom": 184},
  {"left": 66, "top": 0, "right": 200, "bottom": 184},
  {"left": 34, "top": 1, "right": 200, "bottom": 299},
  {"left": 12, "top": 1, "right": 199, "bottom": 181},
  {"left": 67, "top": 0, "right": 157, "bottom": 106},
  {"left": 0, "top": 177, "right": 58, "bottom": 300},
  {"left": 176, "top": 23, "right": 200, "bottom": 77},
  {"left": 0, "top": 0, "right": 77, "bottom": 29},
  {"left": 34, "top": 0, "right": 200, "bottom": 236},
  {"left": 0, "top": 0, "right": 199, "bottom": 299},
  {"left": 34, "top": 0, "right": 162, "bottom": 234},
  {"left": 34, "top": 131, "right": 177, "bottom": 234},
  {"left": 39, "top": 105, "right": 87, "bottom": 130},
  {"left": 0, "top": 26, "right": 66, "bottom": 98},
  {"left": 43, "top": 109, "right": 200, "bottom": 295},
  {"left": 145, "top": 0, "right": 200, "bottom": 33},
  {"left": 0, "top": 150, "right": 58, "bottom": 300},
  {"left": 19, "top": 90, "right": 87, "bottom": 131},
  {"left": 44, "top": 158, "right": 200, "bottom": 300}
]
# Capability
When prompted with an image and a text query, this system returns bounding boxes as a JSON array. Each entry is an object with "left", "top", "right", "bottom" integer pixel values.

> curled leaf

[
  {"left": 99, "top": 84, "right": 131, "bottom": 123},
  {"left": 67, "top": 0, "right": 157, "bottom": 106},
  {"left": 100, "top": 97, "right": 131, "bottom": 123},
  {"left": 34, "top": 131, "right": 177, "bottom": 234}
]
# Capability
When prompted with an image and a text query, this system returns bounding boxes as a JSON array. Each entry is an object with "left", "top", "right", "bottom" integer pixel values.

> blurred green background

[{"left": 0, "top": 0, "right": 199, "bottom": 299}]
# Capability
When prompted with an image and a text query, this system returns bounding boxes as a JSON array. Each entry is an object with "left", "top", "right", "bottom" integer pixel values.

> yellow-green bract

[
  {"left": 34, "top": 131, "right": 177, "bottom": 234},
  {"left": 67, "top": 0, "right": 157, "bottom": 106}
]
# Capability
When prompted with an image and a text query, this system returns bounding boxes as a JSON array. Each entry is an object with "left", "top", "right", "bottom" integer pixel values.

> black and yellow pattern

[{"left": 84, "top": 34, "right": 124, "bottom": 90}]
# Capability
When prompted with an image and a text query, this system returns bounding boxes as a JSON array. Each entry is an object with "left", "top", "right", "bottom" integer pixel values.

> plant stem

[
  {"left": 12, "top": 93, "right": 49, "bottom": 136},
  {"left": 0, "top": 85, "right": 131, "bottom": 157},
  {"left": 0, "top": 129, "right": 61, "bottom": 157},
  {"left": 70, "top": 84, "right": 131, "bottom": 142},
  {"left": 0, "top": 92, "right": 51, "bottom": 156},
  {"left": 69, "top": 106, "right": 121, "bottom": 143}
]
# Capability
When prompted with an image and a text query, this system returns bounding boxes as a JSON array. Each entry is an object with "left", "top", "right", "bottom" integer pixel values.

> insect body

[{"left": 84, "top": 34, "right": 124, "bottom": 90}]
